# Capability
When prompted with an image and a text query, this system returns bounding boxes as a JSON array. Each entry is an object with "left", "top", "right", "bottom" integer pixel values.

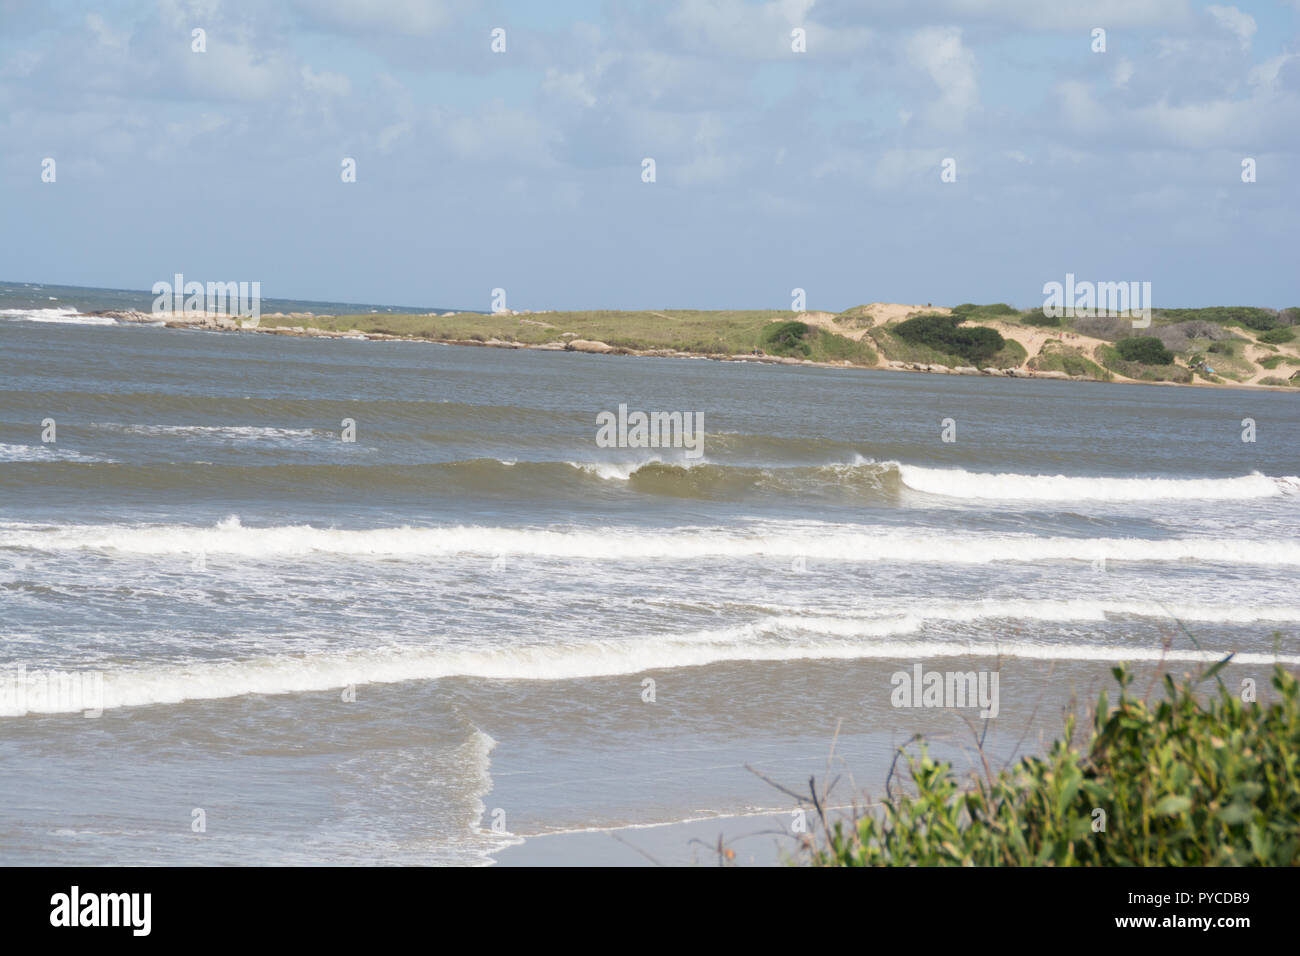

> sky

[{"left": 1, "top": 0, "right": 1298, "bottom": 312}]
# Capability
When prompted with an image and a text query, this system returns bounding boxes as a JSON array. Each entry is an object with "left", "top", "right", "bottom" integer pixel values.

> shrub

[
  {"left": 1159, "top": 307, "right": 1279, "bottom": 331},
  {"left": 761, "top": 320, "right": 811, "bottom": 356},
  {"left": 1030, "top": 347, "right": 1109, "bottom": 379},
  {"left": 1116, "top": 336, "right": 1174, "bottom": 365},
  {"left": 893, "top": 313, "right": 1006, "bottom": 366},
  {"left": 1022, "top": 309, "right": 1061, "bottom": 327},
  {"left": 1258, "top": 328, "right": 1296, "bottom": 345},
  {"left": 951, "top": 303, "right": 1019, "bottom": 320},
  {"left": 991, "top": 338, "right": 1028, "bottom": 369},
  {"left": 806, "top": 662, "right": 1300, "bottom": 866},
  {"left": 1070, "top": 315, "right": 1132, "bottom": 341}
]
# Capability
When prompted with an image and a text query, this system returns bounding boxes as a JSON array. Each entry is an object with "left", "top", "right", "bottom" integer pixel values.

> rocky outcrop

[{"left": 564, "top": 339, "right": 615, "bottom": 354}]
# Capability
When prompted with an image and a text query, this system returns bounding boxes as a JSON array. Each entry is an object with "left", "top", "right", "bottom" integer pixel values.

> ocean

[{"left": 1, "top": 286, "right": 1297, "bottom": 865}]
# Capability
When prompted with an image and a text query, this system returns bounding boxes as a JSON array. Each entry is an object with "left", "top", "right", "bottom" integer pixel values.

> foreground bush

[
  {"left": 807, "top": 663, "right": 1300, "bottom": 866},
  {"left": 761, "top": 320, "right": 811, "bottom": 356},
  {"left": 1115, "top": 336, "right": 1175, "bottom": 364},
  {"left": 892, "top": 313, "right": 1006, "bottom": 366}
]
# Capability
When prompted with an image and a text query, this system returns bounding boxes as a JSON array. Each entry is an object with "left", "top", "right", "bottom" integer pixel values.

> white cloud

[
  {"left": 905, "top": 26, "right": 979, "bottom": 130},
  {"left": 940, "top": 0, "right": 1192, "bottom": 29},
  {"left": 664, "top": 0, "right": 870, "bottom": 58},
  {"left": 300, "top": 66, "right": 351, "bottom": 97},
  {"left": 1206, "top": 5, "right": 1256, "bottom": 51},
  {"left": 292, "top": 0, "right": 461, "bottom": 36},
  {"left": 1113, "top": 58, "right": 1134, "bottom": 89}
]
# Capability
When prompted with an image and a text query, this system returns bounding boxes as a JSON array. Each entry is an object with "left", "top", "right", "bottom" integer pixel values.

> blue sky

[{"left": 2, "top": 0, "right": 1298, "bottom": 311}]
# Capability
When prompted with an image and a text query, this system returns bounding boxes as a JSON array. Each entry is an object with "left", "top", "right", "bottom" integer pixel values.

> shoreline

[
  {"left": 81, "top": 308, "right": 1300, "bottom": 393},
  {"left": 489, "top": 809, "right": 807, "bottom": 867}
]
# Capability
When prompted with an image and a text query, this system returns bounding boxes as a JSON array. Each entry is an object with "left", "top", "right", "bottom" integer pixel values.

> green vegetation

[
  {"left": 836, "top": 305, "right": 877, "bottom": 329},
  {"left": 806, "top": 662, "right": 1300, "bottom": 866},
  {"left": 1028, "top": 342, "right": 1111, "bottom": 380},
  {"left": 1099, "top": 344, "right": 1190, "bottom": 383},
  {"left": 1158, "top": 307, "right": 1279, "bottom": 331},
  {"left": 892, "top": 313, "right": 1006, "bottom": 366},
  {"left": 950, "top": 303, "right": 1019, "bottom": 320},
  {"left": 251, "top": 304, "right": 1294, "bottom": 384},
  {"left": 991, "top": 338, "right": 1028, "bottom": 369},
  {"left": 761, "top": 320, "right": 812, "bottom": 356},
  {"left": 1021, "top": 309, "right": 1062, "bottom": 327},
  {"left": 809, "top": 329, "right": 878, "bottom": 365},
  {"left": 1115, "top": 336, "right": 1175, "bottom": 365},
  {"left": 258, "top": 308, "right": 881, "bottom": 364}
]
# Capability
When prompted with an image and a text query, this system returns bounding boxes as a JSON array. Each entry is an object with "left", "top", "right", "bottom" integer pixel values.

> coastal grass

[
  {"left": 1098, "top": 344, "right": 1193, "bottom": 383},
  {"left": 1156, "top": 307, "right": 1281, "bottom": 332},
  {"left": 800, "top": 660, "right": 1300, "bottom": 867},
  {"left": 259, "top": 309, "right": 878, "bottom": 363},
  {"left": 1027, "top": 342, "right": 1112, "bottom": 380},
  {"left": 252, "top": 305, "right": 1299, "bottom": 386}
]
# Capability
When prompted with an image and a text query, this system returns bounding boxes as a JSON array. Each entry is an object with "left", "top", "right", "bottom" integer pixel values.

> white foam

[
  {"left": 766, "top": 598, "right": 1300, "bottom": 628},
  {"left": 569, "top": 460, "right": 644, "bottom": 481},
  {"left": 567, "top": 458, "right": 706, "bottom": 481},
  {"left": 4, "top": 517, "right": 1298, "bottom": 566},
  {"left": 0, "top": 443, "right": 110, "bottom": 463},
  {"left": 91, "top": 423, "right": 318, "bottom": 440},
  {"left": 0, "top": 308, "right": 117, "bottom": 325},
  {"left": 897, "top": 464, "right": 1296, "bottom": 501},
  {"left": 2, "top": 619, "right": 1294, "bottom": 716}
]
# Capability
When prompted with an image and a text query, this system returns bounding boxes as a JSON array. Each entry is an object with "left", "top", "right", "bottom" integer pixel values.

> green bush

[
  {"left": 893, "top": 313, "right": 1006, "bottom": 366},
  {"left": 1031, "top": 347, "right": 1109, "bottom": 379},
  {"left": 1022, "top": 309, "right": 1061, "bottom": 327},
  {"left": 761, "top": 320, "right": 812, "bottom": 356},
  {"left": 1258, "top": 328, "right": 1296, "bottom": 345},
  {"left": 951, "top": 303, "right": 1019, "bottom": 319},
  {"left": 1116, "top": 336, "right": 1174, "bottom": 365},
  {"left": 1159, "top": 307, "right": 1279, "bottom": 331},
  {"left": 807, "top": 662, "right": 1300, "bottom": 866}
]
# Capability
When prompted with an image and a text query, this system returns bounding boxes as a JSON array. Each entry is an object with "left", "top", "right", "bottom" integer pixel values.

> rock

[
  {"left": 954, "top": 366, "right": 980, "bottom": 375},
  {"left": 1033, "top": 370, "right": 1071, "bottom": 380},
  {"left": 564, "top": 339, "right": 614, "bottom": 353},
  {"left": 980, "top": 367, "right": 1003, "bottom": 376}
]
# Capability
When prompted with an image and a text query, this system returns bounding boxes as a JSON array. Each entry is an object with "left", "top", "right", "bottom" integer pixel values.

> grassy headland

[{"left": 112, "top": 301, "right": 1300, "bottom": 389}]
